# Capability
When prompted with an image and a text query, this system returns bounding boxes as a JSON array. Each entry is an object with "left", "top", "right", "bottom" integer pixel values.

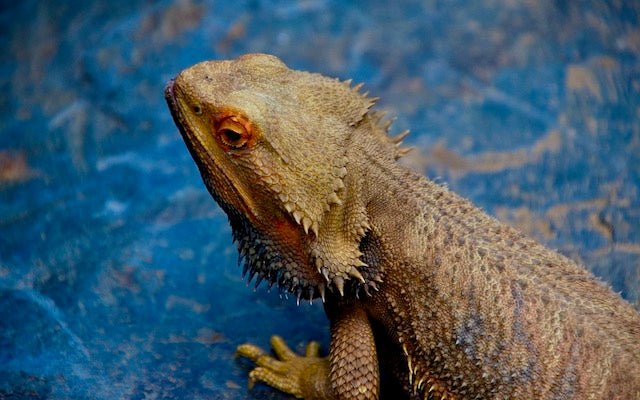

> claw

[{"left": 237, "top": 336, "right": 329, "bottom": 398}]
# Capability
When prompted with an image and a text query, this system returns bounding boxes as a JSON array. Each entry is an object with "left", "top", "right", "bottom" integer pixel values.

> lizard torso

[{"left": 165, "top": 54, "right": 640, "bottom": 399}]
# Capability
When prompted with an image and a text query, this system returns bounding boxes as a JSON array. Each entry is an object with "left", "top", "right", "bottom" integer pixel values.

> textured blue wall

[{"left": 1, "top": 1, "right": 638, "bottom": 398}]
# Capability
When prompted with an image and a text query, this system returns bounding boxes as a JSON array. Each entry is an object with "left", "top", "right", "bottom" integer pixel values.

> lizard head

[{"left": 165, "top": 54, "right": 383, "bottom": 302}]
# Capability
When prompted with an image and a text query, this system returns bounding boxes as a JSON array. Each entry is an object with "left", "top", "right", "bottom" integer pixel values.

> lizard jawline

[{"left": 165, "top": 80, "right": 258, "bottom": 222}]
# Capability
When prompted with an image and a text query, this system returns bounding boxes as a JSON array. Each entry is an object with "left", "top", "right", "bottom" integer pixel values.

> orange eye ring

[{"left": 216, "top": 117, "right": 250, "bottom": 149}]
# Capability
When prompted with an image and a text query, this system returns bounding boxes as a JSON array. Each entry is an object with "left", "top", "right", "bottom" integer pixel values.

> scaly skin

[{"left": 165, "top": 53, "right": 640, "bottom": 399}]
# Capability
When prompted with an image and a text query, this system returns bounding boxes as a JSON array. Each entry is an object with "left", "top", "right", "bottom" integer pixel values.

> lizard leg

[
  {"left": 327, "top": 303, "right": 380, "bottom": 400},
  {"left": 237, "top": 335, "right": 333, "bottom": 399},
  {"left": 237, "top": 303, "right": 379, "bottom": 400}
]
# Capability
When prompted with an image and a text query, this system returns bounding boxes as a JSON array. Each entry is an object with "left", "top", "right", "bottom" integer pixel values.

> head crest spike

[
  {"left": 382, "top": 117, "right": 396, "bottom": 131},
  {"left": 395, "top": 146, "right": 415, "bottom": 159},
  {"left": 392, "top": 129, "right": 410, "bottom": 144}
]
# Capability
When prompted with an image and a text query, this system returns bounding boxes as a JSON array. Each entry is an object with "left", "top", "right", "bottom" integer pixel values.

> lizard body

[{"left": 165, "top": 54, "right": 640, "bottom": 399}]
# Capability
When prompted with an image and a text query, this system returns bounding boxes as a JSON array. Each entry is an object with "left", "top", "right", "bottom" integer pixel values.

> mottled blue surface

[{"left": 1, "top": 1, "right": 639, "bottom": 399}]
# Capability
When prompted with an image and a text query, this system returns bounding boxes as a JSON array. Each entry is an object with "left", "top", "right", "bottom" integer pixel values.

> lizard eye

[{"left": 217, "top": 117, "right": 249, "bottom": 149}]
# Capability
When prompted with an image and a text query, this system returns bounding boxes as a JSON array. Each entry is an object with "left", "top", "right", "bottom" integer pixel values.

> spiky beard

[
  {"left": 226, "top": 210, "right": 381, "bottom": 305},
  {"left": 227, "top": 210, "right": 325, "bottom": 304}
]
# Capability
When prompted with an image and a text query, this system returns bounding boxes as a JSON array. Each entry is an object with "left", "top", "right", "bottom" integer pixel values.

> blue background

[{"left": 1, "top": 1, "right": 639, "bottom": 398}]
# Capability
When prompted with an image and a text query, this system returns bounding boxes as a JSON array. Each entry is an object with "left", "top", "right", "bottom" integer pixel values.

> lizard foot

[{"left": 236, "top": 335, "right": 331, "bottom": 399}]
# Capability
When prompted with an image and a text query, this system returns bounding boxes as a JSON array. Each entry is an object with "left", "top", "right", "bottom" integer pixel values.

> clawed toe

[{"left": 236, "top": 335, "right": 330, "bottom": 398}]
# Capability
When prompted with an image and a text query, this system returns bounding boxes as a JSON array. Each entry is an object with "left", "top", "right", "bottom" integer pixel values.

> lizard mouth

[
  {"left": 164, "top": 79, "right": 185, "bottom": 131},
  {"left": 165, "top": 79, "right": 258, "bottom": 219},
  {"left": 164, "top": 79, "right": 180, "bottom": 119}
]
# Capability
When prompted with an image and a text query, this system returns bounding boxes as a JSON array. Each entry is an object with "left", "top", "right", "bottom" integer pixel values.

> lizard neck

[{"left": 340, "top": 117, "right": 442, "bottom": 286}]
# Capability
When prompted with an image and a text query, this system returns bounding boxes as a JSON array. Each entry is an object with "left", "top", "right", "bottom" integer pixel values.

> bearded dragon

[{"left": 164, "top": 53, "right": 640, "bottom": 400}]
